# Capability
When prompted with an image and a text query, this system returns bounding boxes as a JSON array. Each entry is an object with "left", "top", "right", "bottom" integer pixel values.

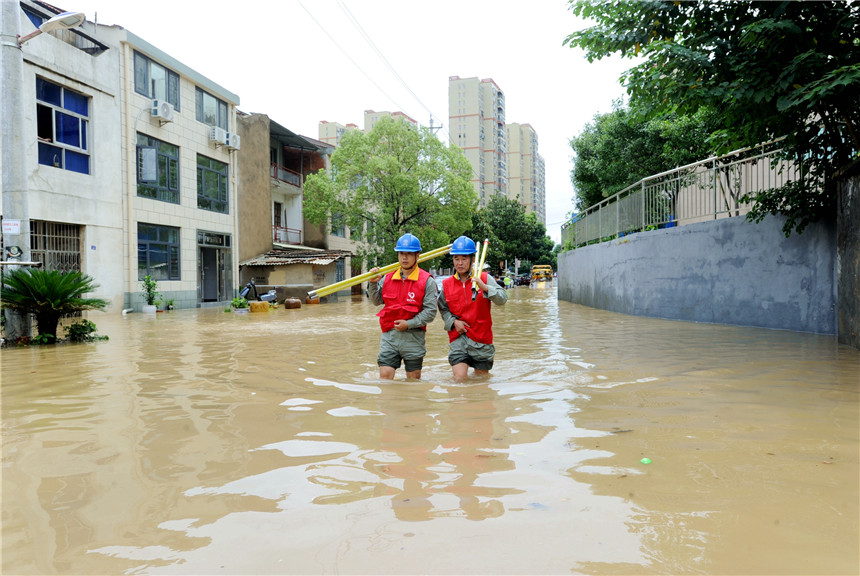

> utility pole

[
  {"left": 428, "top": 115, "right": 442, "bottom": 136},
  {"left": 1, "top": 0, "right": 32, "bottom": 341}
]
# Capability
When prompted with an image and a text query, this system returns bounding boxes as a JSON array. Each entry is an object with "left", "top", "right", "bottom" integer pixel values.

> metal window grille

[{"left": 30, "top": 220, "right": 81, "bottom": 272}]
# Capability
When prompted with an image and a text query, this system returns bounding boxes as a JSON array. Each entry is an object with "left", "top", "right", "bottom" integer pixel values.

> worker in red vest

[
  {"left": 368, "top": 233, "right": 438, "bottom": 380},
  {"left": 437, "top": 236, "right": 508, "bottom": 381}
]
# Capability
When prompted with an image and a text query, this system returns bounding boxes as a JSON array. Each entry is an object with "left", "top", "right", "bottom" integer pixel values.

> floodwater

[{"left": 2, "top": 285, "right": 858, "bottom": 575}]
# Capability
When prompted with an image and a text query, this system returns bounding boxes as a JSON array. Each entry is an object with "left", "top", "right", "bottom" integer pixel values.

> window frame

[
  {"left": 138, "top": 222, "right": 181, "bottom": 281},
  {"left": 195, "top": 87, "right": 228, "bottom": 131},
  {"left": 136, "top": 133, "right": 180, "bottom": 204},
  {"left": 35, "top": 77, "right": 90, "bottom": 174},
  {"left": 196, "top": 154, "right": 229, "bottom": 214},
  {"left": 133, "top": 51, "right": 180, "bottom": 110},
  {"left": 330, "top": 212, "right": 346, "bottom": 238}
]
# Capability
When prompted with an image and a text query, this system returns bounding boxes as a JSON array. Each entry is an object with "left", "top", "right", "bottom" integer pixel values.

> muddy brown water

[{"left": 2, "top": 285, "right": 858, "bottom": 575}]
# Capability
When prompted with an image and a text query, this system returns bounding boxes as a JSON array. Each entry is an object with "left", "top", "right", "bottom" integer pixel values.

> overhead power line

[
  {"left": 296, "top": 0, "right": 411, "bottom": 117},
  {"left": 336, "top": 0, "right": 447, "bottom": 137}
]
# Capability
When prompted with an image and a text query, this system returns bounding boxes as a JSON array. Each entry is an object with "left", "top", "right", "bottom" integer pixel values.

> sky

[{"left": 66, "top": 0, "right": 631, "bottom": 244}]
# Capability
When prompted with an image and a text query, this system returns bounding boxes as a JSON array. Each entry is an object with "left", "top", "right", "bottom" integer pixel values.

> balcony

[
  {"left": 273, "top": 225, "right": 302, "bottom": 245},
  {"left": 270, "top": 163, "right": 302, "bottom": 196}
]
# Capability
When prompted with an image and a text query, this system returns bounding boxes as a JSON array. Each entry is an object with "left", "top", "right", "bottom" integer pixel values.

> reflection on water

[{"left": 2, "top": 287, "right": 858, "bottom": 574}]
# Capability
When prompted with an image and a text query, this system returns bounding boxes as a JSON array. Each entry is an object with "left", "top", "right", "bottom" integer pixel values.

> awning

[
  {"left": 270, "top": 121, "right": 333, "bottom": 153},
  {"left": 240, "top": 249, "right": 352, "bottom": 267}
]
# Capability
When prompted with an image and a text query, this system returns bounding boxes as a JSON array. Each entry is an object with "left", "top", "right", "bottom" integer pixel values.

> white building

[{"left": 2, "top": 0, "right": 241, "bottom": 322}]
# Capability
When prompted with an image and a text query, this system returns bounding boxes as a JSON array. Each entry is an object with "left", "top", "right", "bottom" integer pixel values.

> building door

[
  {"left": 351, "top": 261, "right": 362, "bottom": 295},
  {"left": 197, "top": 230, "right": 233, "bottom": 303},
  {"left": 200, "top": 247, "right": 218, "bottom": 301}
]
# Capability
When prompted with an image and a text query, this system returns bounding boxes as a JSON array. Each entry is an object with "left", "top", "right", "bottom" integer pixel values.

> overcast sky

[{"left": 67, "top": 0, "right": 631, "bottom": 243}]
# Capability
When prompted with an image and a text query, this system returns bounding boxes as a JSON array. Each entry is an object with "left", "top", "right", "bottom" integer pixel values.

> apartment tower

[
  {"left": 506, "top": 123, "right": 546, "bottom": 225},
  {"left": 318, "top": 120, "right": 359, "bottom": 147},
  {"left": 448, "top": 76, "right": 507, "bottom": 206}
]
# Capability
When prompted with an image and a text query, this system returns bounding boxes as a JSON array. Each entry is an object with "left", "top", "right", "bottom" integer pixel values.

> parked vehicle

[
  {"left": 239, "top": 279, "right": 277, "bottom": 302},
  {"left": 530, "top": 265, "right": 553, "bottom": 282}
]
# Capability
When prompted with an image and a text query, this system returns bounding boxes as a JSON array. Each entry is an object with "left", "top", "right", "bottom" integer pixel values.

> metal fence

[{"left": 561, "top": 140, "right": 799, "bottom": 248}]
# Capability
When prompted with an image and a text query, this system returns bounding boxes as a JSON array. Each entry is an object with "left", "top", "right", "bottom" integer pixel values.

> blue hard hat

[
  {"left": 450, "top": 236, "right": 477, "bottom": 255},
  {"left": 395, "top": 233, "right": 421, "bottom": 252}
]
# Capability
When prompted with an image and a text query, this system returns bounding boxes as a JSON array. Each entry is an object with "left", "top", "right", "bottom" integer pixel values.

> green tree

[
  {"left": 304, "top": 116, "right": 477, "bottom": 264},
  {"left": 565, "top": 0, "right": 860, "bottom": 235},
  {"left": 469, "top": 196, "right": 555, "bottom": 273},
  {"left": 570, "top": 101, "right": 718, "bottom": 210},
  {"left": 0, "top": 269, "right": 109, "bottom": 344},
  {"left": 525, "top": 213, "right": 557, "bottom": 269}
]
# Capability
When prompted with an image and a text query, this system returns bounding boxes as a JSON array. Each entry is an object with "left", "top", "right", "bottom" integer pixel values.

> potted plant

[
  {"left": 141, "top": 275, "right": 160, "bottom": 314},
  {"left": 163, "top": 298, "right": 175, "bottom": 311},
  {"left": 231, "top": 296, "right": 249, "bottom": 314}
]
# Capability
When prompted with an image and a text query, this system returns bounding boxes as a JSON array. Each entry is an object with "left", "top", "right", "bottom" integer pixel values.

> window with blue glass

[
  {"left": 136, "top": 133, "right": 179, "bottom": 204},
  {"left": 138, "top": 223, "right": 180, "bottom": 281},
  {"left": 133, "top": 51, "right": 180, "bottom": 110},
  {"left": 24, "top": 8, "right": 44, "bottom": 29},
  {"left": 195, "top": 87, "right": 228, "bottom": 130},
  {"left": 197, "top": 154, "right": 228, "bottom": 213},
  {"left": 36, "top": 78, "right": 89, "bottom": 174}
]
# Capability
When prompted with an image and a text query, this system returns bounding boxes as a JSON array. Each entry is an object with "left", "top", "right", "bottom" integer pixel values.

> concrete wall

[
  {"left": 558, "top": 215, "right": 838, "bottom": 334},
  {"left": 236, "top": 113, "right": 274, "bottom": 266},
  {"left": 837, "top": 168, "right": 860, "bottom": 348}
]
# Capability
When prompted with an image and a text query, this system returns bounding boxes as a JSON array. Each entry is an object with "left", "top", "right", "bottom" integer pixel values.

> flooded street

[{"left": 2, "top": 285, "right": 858, "bottom": 575}]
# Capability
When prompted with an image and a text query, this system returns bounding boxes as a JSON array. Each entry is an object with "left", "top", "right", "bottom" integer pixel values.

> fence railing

[
  {"left": 561, "top": 140, "right": 799, "bottom": 248},
  {"left": 273, "top": 226, "right": 302, "bottom": 245},
  {"left": 270, "top": 163, "right": 302, "bottom": 187}
]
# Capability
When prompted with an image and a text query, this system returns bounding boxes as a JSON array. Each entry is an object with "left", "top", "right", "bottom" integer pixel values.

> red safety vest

[
  {"left": 442, "top": 272, "right": 493, "bottom": 344},
  {"left": 377, "top": 268, "right": 431, "bottom": 332}
]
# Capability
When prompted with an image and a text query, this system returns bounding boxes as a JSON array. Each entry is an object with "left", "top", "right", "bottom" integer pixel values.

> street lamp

[{"left": 17, "top": 11, "right": 85, "bottom": 46}]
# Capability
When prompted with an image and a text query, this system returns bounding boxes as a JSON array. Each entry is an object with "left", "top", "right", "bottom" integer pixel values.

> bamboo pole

[{"left": 307, "top": 244, "right": 452, "bottom": 300}]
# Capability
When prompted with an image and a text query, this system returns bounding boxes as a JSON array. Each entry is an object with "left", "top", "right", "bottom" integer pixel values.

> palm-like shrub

[{"left": 0, "top": 269, "right": 109, "bottom": 343}]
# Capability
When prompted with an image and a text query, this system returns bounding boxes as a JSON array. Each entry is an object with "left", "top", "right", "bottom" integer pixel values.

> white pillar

[{"left": 1, "top": 0, "right": 33, "bottom": 341}]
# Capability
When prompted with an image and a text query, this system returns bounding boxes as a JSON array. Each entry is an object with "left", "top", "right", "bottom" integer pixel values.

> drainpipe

[{"left": 231, "top": 142, "right": 239, "bottom": 298}]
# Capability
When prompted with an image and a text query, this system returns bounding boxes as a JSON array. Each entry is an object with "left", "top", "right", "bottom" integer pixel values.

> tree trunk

[{"left": 36, "top": 313, "right": 60, "bottom": 343}]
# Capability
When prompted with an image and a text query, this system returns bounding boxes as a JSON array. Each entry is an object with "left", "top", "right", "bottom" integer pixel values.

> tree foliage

[
  {"left": 570, "top": 101, "right": 719, "bottom": 210},
  {"left": 0, "top": 268, "right": 108, "bottom": 344},
  {"left": 469, "top": 196, "right": 556, "bottom": 273},
  {"left": 303, "top": 117, "right": 477, "bottom": 264},
  {"left": 564, "top": 0, "right": 860, "bottom": 234}
]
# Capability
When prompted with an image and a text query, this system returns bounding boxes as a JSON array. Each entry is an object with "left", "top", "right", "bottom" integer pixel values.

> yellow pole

[
  {"left": 473, "top": 238, "right": 489, "bottom": 279},
  {"left": 307, "top": 244, "right": 452, "bottom": 300},
  {"left": 470, "top": 239, "right": 483, "bottom": 290},
  {"left": 477, "top": 238, "right": 490, "bottom": 276}
]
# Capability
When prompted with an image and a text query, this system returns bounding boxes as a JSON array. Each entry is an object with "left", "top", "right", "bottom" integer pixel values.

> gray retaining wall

[
  {"left": 836, "top": 168, "right": 860, "bottom": 348},
  {"left": 558, "top": 215, "right": 838, "bottom": 334}
]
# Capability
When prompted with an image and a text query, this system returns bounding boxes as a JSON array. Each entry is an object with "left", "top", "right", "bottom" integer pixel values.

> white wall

[{"left": 19, "top": 17, "right": 125, "bottom": 310}]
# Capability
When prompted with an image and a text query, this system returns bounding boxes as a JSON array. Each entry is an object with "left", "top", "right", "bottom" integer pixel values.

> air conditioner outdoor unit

[
  {"left": 151, "top": 99, "right": 175, "bottom": 123},
  {"left": 225, "top": 132, "right": 241, "bottom": 151},
  {"left": 209, "top": 126, "right": 228, "bottom": 146}
]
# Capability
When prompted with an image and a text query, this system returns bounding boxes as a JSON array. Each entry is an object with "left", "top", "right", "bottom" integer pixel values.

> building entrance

[{"left": 197, "top": 230, "right": 232, "bottom": 303}]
